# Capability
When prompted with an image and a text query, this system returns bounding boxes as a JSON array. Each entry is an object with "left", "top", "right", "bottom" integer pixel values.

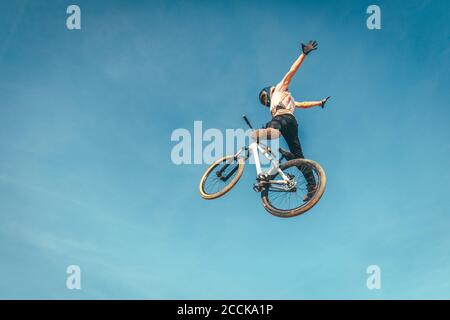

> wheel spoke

[{"left": 265, "top": 160, "right": 321, "bottom": 213}]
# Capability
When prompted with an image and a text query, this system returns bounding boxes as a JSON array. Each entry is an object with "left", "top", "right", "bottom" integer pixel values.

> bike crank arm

[
  {"left": 264, "top": 178, "right": 297, "bottom": 192},
  {"left": 267, "top": 180, "right": 288, "bottom": 185},
  {"left": 267, "top": 185, "right": 297, "bottom": 192}
]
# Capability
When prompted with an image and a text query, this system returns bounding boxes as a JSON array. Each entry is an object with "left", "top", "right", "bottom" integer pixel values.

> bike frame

[{"left": 234, "top": 141, "right": 292, "bottom": 187}]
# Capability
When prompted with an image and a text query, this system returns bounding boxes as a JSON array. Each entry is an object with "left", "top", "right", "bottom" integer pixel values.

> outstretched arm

[
  {"left": 278, "top": 53, "right": 306, "bottom": 90},
  {"left": 295, "top": 96, "right": 331, "bottom": 109},
  {"left": 295, "top": 101, "right": 322, "bottom": 109},
  {"left": 278, "top": 41, "right": 318, "bottom": 90}
]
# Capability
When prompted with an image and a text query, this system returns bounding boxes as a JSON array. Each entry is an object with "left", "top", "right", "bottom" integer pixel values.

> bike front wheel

[
  {"left": 261, "top": 158, "right": 326, "bottom": 217},
  {"left": 199, "top": 155, "right": 245, "bottom": 200}
]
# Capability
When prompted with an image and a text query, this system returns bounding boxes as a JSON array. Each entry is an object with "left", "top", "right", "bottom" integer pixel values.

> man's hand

[
  {"left": 301, "top": 40, "right": 318, "bottom": 55},
  {"left": 321, "top": 96, "right": 331, "bottom": 108}
]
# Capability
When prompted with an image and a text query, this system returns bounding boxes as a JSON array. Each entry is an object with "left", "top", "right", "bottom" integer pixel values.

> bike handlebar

[{"left": 242, "top": 114, "right": 254, "bottom": 130}]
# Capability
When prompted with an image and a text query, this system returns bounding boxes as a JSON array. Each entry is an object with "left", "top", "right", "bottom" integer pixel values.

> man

[{"left": 258, "top": 40, "right": 330, "bottom": 201}]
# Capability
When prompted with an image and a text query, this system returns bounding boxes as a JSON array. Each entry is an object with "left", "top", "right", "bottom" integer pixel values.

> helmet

[{"left": 259, "top": 86, "right": 272, "bottom": 107}]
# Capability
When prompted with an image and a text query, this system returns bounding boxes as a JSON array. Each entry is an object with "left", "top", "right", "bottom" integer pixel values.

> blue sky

[{"left": 0, "top": 0, "right": 449, "bottom": 299}]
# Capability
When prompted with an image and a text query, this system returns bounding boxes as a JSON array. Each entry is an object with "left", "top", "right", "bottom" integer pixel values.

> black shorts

[{"left": 265, "top": 114, "right": 304, "bottom": 159}]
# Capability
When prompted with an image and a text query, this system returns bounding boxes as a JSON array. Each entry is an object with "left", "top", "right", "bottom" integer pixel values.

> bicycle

[{"left": 199, "top": 115, "right": 326, "bottom": 218}]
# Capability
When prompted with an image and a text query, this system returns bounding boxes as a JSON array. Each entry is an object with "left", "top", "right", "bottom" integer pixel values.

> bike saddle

[
  {"left": 279, "top": 148, "right": 295, "bottom": 161},
  {"left": 250, "top": 128, "right": 281, "bottom": 140}
]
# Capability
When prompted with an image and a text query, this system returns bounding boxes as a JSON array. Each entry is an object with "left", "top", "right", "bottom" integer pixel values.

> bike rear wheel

[
  {"left": 261, "top": 158, "right": 326, "bottom": 217},
  {"left": 199, "top": 155, "right": 245, "bottom": 200}
]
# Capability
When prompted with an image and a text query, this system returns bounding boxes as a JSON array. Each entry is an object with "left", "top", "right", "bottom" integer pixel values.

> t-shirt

[{"left": 270, "top": 81, "right": 296, "bottom": 117}]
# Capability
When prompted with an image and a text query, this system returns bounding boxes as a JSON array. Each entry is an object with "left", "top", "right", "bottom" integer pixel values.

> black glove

[
  {"left": 302, "top": 40, "right": 318, "bottom": 55},
  {"left": 321, "top": 96, "right": 331, "bottom": 108}
]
